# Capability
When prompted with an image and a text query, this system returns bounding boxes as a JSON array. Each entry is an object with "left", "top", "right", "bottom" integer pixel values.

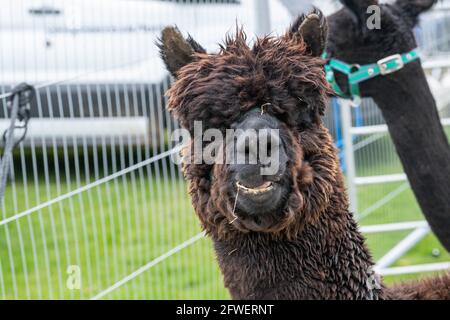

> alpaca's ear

[
  {"left": 340, "top": 0, "right": 379, "bottom": 26},
  {"left": 395, "top": 0, "right": 437, "bottom": 27},
  {"left": 289, "top": 8, "right": 328, "bottom": 57},
  {"left": 158, "top": 26, "right": 206, "bottom": 78}
]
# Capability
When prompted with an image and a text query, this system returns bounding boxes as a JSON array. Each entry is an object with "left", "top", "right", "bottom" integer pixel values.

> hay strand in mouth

[
  {"left": 229, "top": 185, "right": 240, "bottom": 224},
  {"left": 261, "top": 102, "right": 272, "bottom": 115}
]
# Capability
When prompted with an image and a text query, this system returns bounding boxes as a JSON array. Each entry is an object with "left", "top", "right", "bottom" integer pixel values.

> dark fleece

[{"left": 162, "top": 17, "right": 449, "bottom": 299}]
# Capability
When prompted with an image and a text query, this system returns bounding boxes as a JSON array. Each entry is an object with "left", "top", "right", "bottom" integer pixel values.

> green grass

[
  {"left": 1, "top": 168, "right": 227, "bottom": 299},
  {"left": 359, "top": 182, "right": 450, "bottom": 286},
  {"left": 1, "top": 134, "right": 450, "bottom": 299},
  {"left": 354, "top": 127, "right": 450, "bottom": 285}
]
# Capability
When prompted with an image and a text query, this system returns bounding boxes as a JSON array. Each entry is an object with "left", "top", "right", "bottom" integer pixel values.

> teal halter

[{"left": 322, "top": 49, "right": 420, "bottom": 104}]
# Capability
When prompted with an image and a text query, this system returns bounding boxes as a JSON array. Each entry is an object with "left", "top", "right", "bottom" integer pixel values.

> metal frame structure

[{"left": 340, "top": 54, "right": 450, "bottom": 274}]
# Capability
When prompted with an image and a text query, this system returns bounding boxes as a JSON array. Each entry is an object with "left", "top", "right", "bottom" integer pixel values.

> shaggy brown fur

[
  {"left": 387, "top": 273, "right": 450, "bottom": 300},
  {"left": 159, "top": 8, "right": 450, "bottom": 300}
]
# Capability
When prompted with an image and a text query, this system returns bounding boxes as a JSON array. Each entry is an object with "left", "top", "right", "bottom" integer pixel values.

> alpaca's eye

[{"left": 304, "top": 152, "right": 313, "bottom": 163}]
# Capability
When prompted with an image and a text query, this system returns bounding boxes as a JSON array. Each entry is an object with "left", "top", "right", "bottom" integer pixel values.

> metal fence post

[
  {"left": 0, "top": 94, "right": 19, "bottom": 203},
  {"left": 253, "top": 0, "right": 271, "bottom": 36},
  {"left": 339, "top": 98, "right": 358, "bottom": 214}
]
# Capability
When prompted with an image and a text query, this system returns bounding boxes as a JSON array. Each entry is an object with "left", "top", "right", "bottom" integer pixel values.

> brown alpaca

[{"left": 158, "top": 9, "right": 450, "bottom": 299}]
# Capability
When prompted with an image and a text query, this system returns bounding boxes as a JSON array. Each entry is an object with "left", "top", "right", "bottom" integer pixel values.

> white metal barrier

[{"left": 340, "top": 51, "right": 450, "bottom": 273}]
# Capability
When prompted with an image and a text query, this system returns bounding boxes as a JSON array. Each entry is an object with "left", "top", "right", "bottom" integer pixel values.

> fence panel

[{"left": 1, "top": 0, "right": 449, "bottom": 299}]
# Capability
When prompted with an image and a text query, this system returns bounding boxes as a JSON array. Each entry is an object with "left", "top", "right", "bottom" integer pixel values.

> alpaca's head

[
  {"left": 327, "top": 0, "right": 437, "bottom": 96},
  {"left": 159, "top": 9, "right": 343, "bottom": 239}
]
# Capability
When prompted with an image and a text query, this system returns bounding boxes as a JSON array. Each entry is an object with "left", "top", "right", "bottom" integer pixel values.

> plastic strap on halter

[{"left": 323, "top": 49, "right": 420, "bottom": 103}]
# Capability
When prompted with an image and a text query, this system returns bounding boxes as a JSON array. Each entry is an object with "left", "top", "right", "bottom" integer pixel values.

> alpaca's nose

[{"left": 229, "top": 109, "right": 288, "bottom": 188}]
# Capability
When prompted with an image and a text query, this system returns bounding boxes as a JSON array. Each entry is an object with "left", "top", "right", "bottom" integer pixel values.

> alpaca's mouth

[{"left": 236, "top": 181, "right": 274, "bottom": 194}]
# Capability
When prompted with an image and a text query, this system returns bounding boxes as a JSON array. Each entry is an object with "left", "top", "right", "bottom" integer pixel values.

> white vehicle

[
  {"left": 0, "top": 0, "right": 312, "bottom": 144},
  {"left": 15, "top": 0, "right": 450, "bottom": 145},
  {"left": 0, "top": 0, "right": 342, "bottom": 86}
]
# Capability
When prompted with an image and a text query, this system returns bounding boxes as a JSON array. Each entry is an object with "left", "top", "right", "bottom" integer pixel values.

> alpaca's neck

[
  {"left": 213, "top": 201, "right": 383, "bottom": 300},
  {"left": 372, "top": 68, "right": 438, "bottom": 123},
  {"left": 369, "top": 67, "right": 450, "bottom": 250}
]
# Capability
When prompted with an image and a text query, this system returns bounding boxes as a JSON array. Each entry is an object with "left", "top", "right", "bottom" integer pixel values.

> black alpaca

[{"left": 326, "top": 0, "right": 450, "bottom": 250}]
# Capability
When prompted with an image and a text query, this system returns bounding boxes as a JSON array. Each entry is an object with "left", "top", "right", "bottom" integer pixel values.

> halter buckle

[{"left": 377, "top": 54, "right": 404, "bottom": 75}]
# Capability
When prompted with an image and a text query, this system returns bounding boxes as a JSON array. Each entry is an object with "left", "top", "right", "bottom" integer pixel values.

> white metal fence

[
  {"left": 338, "top": 4, "right": 450, "bottom": 272},
  {"left": 0, "top": 0, "right": 449, "bottom": 300},
  {"left": 341, "top": 96, "right": 450, "bottom": 274}
]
